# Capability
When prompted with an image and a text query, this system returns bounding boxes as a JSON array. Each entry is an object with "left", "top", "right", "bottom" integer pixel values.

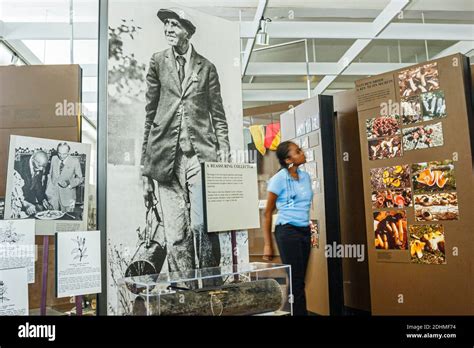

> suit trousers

[
  {"left": 275, "top": 223, "right": 311, "bottom": 316},
  {"left": 48, "top": 187, "right": 76, "bottom": 212},
  {"left": 157, "top": 147, "right": 221, "bottom": 277}
]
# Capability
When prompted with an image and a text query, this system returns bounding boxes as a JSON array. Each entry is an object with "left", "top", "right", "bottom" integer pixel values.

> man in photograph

[
  {"left": 141, "top": 8, "right": 230, "bottom": 275},
  {"left": 46, "top": 142, "right": 84, "bottom": 213},
  {"left": 13, "top": 150, "right": 52, "bottom": 216}
]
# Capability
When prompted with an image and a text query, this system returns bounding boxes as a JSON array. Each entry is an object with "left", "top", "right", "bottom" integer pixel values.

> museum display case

[{"left": 117, "top": 262, "right": 292, "bottom": 316}]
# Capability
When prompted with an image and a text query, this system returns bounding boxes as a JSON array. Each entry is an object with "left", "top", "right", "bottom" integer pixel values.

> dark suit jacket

[
  {"left": 141, "top": 47, "right": 230, "bottom": 183},
  {"left": 14, "top": 155, "right": 48, "bottom": 206}
]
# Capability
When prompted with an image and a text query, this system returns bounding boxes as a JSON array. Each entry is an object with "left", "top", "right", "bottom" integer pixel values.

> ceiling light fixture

[{"left": 256, "top": 17, "right": 272, "bottom": 46}]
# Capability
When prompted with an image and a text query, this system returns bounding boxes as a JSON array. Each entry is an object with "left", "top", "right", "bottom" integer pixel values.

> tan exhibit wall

[
  {"left": 280, "top": 97, "right": 330, "bottom": 316},
  {"left": 0, "top": 64, "right": 82, "bottom": 312},
  {"left": 333, "top": 90, "right": 371, "bottom": 312},
  {"left": 355, "top": 54, "right": 473, "bottom": 315}
]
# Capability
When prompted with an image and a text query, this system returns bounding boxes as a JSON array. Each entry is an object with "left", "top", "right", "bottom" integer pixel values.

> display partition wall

[
  {"left": 355, "top": 54, "right": 474, "bottom": 315},
  {"left": 280, "top": 95, "right": 344, "bottom": 315}
]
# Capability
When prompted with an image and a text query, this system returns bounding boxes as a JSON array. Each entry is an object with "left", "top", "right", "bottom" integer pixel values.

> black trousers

[{"left": 275, "top": 223, "right": 311, "bottom": 316}]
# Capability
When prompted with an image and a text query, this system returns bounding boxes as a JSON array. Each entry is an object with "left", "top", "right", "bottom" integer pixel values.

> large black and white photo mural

[{"left": 107, "top": 1, "right": 248, "bottom": 313}]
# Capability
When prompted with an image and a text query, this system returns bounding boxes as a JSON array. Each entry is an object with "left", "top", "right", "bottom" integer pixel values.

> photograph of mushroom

[
  {"left": 402, "top": 122, "right": 444, "bottom": 151},
  {"left": 366, "top": 115, "right": 401, "bottom": 140},
  {"left": 368, "top": 135, "right": 402, "bottom": 160},
  {"left": 412, "top": 160, "right": 456, "bottom": 194},
  {"left": 399, "top": 62, "right": 440, "bottom": 98},
  {"left": 371, "top": 188, "right": 412, "bottom": 209},
  {"left": 421, "top": 90, "right": 446, "bottom": 121},
  {"left": 409, "top": 224, "right": 446, "bottom": 264},
  {"left": 374, "top": 210, "right": 408, "bottom": 250},
  {"left": 370, "top": 165, "right": 411, "bottom": 191},
  {"left": 414, "top": 192, "right": 459, "bottom": 221},
  {"left": 401, "top": 97, "right": 422, "bottom": 125}
]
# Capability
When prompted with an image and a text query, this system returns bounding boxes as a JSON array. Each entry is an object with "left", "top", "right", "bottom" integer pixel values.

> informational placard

[
  {"left": 203, "top": 163, "right": 260, "bottom": 232},
  {"left": 0, "top": 267, "right": 28, "bottom": 315},
  {"left": 55, "top": 230, "right": 101, "bottom": 298},
  {"left": 4, "top": 135, "right": 91, "bottom": 236},
  {"left": 0, "top": 220, "right": 35, "bottom": 283}
]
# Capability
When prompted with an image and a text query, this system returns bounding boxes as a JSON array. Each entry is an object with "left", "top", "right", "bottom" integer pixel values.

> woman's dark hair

[{"left": 276, "top": 141, "right": 295, "bottom": 168}]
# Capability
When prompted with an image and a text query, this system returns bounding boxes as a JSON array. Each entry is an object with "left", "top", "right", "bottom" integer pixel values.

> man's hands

[
  {"left": 142, "top": 176, "right": 155, "bottom": 208},
  {"left": 262, "top": 244, "right": 274, "bottom": 261},
  {"left": 58, "top": 180, "right": 69, "bottom": 188},
  {"left": 24, "top": 202, "right": 36, "bottom": 216},
  {"left": 42, "top": 199, "right": 53, "bottom": 211}
]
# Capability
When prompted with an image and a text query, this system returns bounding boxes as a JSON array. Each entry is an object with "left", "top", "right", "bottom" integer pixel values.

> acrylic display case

[{"left": 117, "top": 262, "right": 292, "bottom": 316}]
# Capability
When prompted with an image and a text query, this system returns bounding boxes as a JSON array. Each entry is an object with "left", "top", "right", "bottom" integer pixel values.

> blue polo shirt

[{"left": 267, "top": 168, "right": 313, "bottom": 227}]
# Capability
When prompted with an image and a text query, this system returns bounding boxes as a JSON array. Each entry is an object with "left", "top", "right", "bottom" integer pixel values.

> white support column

[
  {"left": 433, "top": 41, "right": 474, "bottom": 59},
  {"left": 246, "top": 62, "right": 412, "bottom": 76},
  {"left": 2, "top": 39, "right": 43, "bottom": 64},
  {"left": 240, "top": 21, "right": 474, "bottom": 41},
  {"left": 2, "top": 21, "right": 473, "bottom": 42},
  {"left": 241, "top": 0, "right": 267, "bottom": 77}
]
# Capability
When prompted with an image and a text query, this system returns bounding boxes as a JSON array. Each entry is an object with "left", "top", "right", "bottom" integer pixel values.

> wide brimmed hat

[{"left": 157, "top": 8, "right": 196, "bottom": 36}]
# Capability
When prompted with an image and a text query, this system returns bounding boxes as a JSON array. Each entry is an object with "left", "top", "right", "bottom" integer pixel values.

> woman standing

[{"left": 263, "top": 141, "right": 313, "bottom": 316}]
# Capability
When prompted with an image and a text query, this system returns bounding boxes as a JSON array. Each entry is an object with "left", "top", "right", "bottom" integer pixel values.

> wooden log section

[{"left": 132, "top": 279, "right": 285, "bottom": 316}]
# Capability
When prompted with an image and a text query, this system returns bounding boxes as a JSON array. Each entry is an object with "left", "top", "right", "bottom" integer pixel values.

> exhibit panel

[
  {"left": 0, "top": 65, "right": 82, "bottom": 200},
  {"left": 105, "top": 0, "right": 249, "bottom": 314},
  {"left": 279, "top": 95, "right": 343, "bottom": 315},
  {"left": 333, "top": 90, "right": 371, "bottom": 313},
  {"left": 355, "top": 54, "right": 474, "bottom": 315}
]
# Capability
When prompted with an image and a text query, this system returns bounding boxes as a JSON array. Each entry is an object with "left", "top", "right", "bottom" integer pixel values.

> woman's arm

[{"left": 263, "top": 191, "right": 278, "bottom": 261}]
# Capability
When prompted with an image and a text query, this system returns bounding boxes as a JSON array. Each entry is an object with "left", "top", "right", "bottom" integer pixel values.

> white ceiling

[{"left": 1, "top": 0, "right": 473, "bottom": 115}]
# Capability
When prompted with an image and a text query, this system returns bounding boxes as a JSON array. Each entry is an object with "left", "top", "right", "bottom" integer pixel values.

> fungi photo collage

[
  {"left": 366, "top": 62, "right": 447, "bottom": 161},
  {"left": 369, "top": 62, "right": 458, "bottom": 265}
]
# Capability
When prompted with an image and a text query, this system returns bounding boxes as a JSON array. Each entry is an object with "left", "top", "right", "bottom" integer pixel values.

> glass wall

[{"left": 0, "top": 0, "right": 99, "bottom": 316}]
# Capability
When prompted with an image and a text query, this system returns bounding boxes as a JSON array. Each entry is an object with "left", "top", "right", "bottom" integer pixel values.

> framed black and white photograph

[
  {"left": 311, "top": 114, "right": 319, "bottom": 131},
  {"left": 106, "top": 1, "right": 249, "bottom": 314},
  {"left": 4, "top": 135, "right": 91, "bottom": 235},
  {"left": 301, "top": 136, "right": 309, "bottom": 149},
  {"left": 304, "top": 148, "right": 315, "bottom": 163},
  {"left": 305, "top": 117, "right": 312, "bottom": 134}
]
